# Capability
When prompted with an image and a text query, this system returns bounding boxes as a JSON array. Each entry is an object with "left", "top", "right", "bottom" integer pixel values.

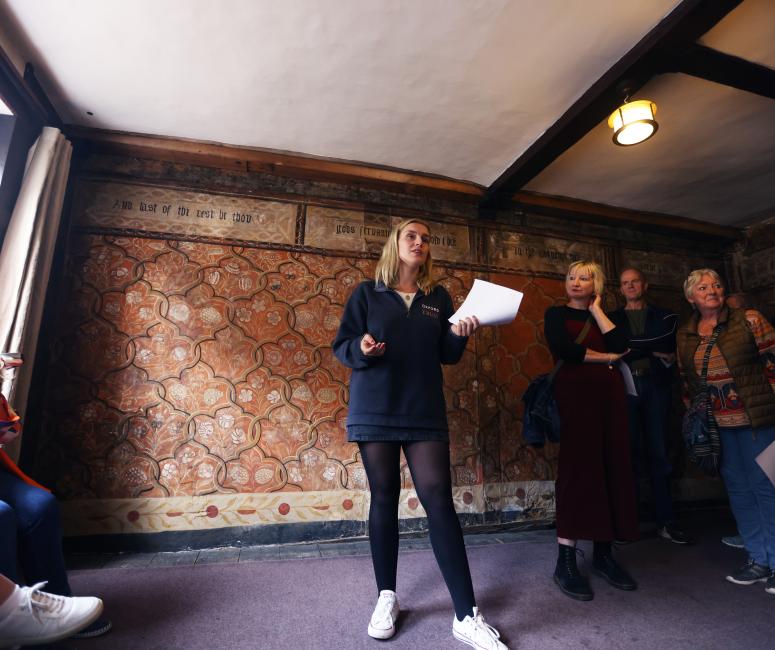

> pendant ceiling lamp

[{"left": 607, "top": 99, "right": 658, "bottom": 146}]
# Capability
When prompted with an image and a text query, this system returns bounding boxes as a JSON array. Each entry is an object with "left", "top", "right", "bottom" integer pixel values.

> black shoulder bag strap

[
  {"left": 549, "top": 317, "right": 593, "bottom": 381},
  {"left": 698, "top": 327, "right": 722, "bottom": 463}
]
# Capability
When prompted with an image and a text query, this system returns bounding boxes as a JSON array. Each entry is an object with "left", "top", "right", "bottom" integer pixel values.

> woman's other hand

[
  {"left": 607, "top": 349, "right": 631, "bottom": 365},
  {"left": 451, "top": 316, "right": 480, "bottom": 337},
  {"left": 360, "top": 333, "right": 386, "bottom": 357}
]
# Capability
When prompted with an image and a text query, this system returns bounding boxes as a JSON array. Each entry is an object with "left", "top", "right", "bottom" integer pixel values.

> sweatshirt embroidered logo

[{"left": 421, "top": 304, "right": 440, "bottom": 319}]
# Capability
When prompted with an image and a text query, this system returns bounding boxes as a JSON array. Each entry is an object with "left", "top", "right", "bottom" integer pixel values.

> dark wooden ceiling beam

[
  {"left": 514, "top": 191, "right": 740, "bottom": 241},
  {"left": 480, "top": 0, "right": 743, "bottom": 214},
  {"left": 0, "top": 46, "right": 49, "bottom": 125},
  {"left": 65, "top": 127, "right": 485, "bottom": 201},
  {"left": 22, "top": 64, "right": 62, "bottom": 126},
  {"left": 664, "top": 44, "right": 775, "bottom": 100}
]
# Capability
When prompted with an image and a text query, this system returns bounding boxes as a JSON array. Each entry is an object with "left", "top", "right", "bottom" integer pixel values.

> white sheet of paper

[
  {"left": 616, "top": 361, "right": 638, "bottom": 397},
  {"left": 448, "top": 279, "right": 523, "bottom": 326},
  {"left": 755, "top": 440, "right": 775, "bottom": 489}
]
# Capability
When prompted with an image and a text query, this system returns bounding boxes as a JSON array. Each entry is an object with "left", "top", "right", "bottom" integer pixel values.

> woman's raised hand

[
  {"left": 451, "top": 315, "right": 480, "bottom": 337},
  {"left": 360, "top": 333, "right": 386, "bottom": 357}
]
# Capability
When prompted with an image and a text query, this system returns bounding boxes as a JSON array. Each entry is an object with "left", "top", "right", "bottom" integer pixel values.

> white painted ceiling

[
  {"left": 527, "top": 0, "right": 775, "bottom": 226},
  {"left": 1, "top": 0, "right": 773, "bottom": 226},
  {"left": 526, "top": 73, "right": 775, "bottom": 225}
]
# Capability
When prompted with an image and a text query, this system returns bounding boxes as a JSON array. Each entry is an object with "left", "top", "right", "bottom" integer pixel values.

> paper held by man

[{"left": 449, "top": 279, "right": 523, "bottom": 326}]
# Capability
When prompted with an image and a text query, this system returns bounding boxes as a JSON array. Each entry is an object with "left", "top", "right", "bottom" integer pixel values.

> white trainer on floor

[
  {"left": 0, "top": 581, "right": 103, "bottom": 647},
  {"left": 453, "top": 606, "right": 508, "bottom": 649},
  {"left": 367, "top": 589, "right": 400, "bottom": 639}
]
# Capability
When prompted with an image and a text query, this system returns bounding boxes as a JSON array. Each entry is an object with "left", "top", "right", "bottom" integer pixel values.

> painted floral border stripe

[
  {"left": 60, "top": 478, "right": 724, "bottom": 537},
  {"left": 60, "top": 484, "right": 489, "bottom": 536}
]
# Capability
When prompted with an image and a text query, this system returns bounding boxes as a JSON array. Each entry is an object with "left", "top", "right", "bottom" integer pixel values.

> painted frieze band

[
  {"left": 304, "top": 205, "right": 471, "bottom": 262},
  {"left": 619, "top": 248, "right": 713, "bottom": 287},
  {"left": 486, "top": 231, "right": 597, "bottom": 274},
  {"left": 75, "top": 180, "right": 297, "bottom": 245}
]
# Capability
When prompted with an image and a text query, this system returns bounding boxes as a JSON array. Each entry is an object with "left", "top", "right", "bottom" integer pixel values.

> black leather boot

[
  {"left": 554, "top": 543, "right": 593, "bottom": 601},
  {"left": 592, "top": 541, "right": 637, "bottom": 590}
]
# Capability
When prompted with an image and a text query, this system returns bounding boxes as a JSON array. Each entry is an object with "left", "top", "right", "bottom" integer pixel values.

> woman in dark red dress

[{"left": 543, "top": 260, "right": 639, "bottom": 600}]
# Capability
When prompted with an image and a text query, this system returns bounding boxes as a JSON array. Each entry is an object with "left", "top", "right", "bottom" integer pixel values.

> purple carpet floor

[{"left": 67, "top": 515, "right": 772, "bottom": 649}]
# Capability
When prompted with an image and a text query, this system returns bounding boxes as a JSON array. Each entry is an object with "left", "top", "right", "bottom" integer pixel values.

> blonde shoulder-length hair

[
  {"left": 375, "top": 218, "right": 435, "bottom": 294},
  {"left": 567, "top": 259, "right": 606, "bottom": 296}
]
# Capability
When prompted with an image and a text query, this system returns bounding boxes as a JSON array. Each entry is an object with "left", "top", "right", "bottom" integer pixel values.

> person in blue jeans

[
  {"left": 609, "top": 268, "right": 693, "bottom": 544},
  {"left": 0, "top": 456, "right": 113, "bottom": 638},
  {"left": 0, "top": 354, "right": 111, "bottom": 637},
  {"left": 0, "top": 466, "right": 70, "bottom": 594},
  {"left": 677, "top": 269, "right": 775, "bottom": 594}
]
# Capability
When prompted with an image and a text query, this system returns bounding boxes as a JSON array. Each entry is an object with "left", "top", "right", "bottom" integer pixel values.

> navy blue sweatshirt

[{"left": 332, "top": 280, "right": 469, "bottom": 430}]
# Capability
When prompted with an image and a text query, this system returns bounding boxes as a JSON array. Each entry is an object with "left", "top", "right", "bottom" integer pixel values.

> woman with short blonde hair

[
  {"left": 567, "top": 260, "right": 606, "bottom": 296},
  {"left": 543, "top": 259, "right": 638, "bottom": 601}
]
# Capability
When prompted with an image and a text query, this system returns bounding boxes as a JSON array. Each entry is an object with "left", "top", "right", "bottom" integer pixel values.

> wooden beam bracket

[
  {"left": 665, "top": 44, "right": 775, "bottom": 100},
  {"left": 480, "top": 0, "right": 745, "bottom": 209}
]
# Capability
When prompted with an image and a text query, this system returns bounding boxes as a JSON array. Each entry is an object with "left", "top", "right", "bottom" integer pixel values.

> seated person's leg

[
  {"left": 0, "top": 501, "right": 19, "bottom": 582},
  {"left": 0, "top": 470, "right": 71, "bottom": 596},
  {"left": 0, "top": 471, "right": 112, "bottom": 638}
]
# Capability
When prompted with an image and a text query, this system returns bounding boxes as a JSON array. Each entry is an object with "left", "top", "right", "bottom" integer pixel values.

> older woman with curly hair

[{"left": 677, "top": 269, "right": 775, "bottom": 595}]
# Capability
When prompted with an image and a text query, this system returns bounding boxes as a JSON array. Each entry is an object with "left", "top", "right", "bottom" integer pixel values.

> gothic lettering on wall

[
  {"left": 304, "top": 205, "right": 391, "bottom": 253},
  {"left": 304, "top": 206, "right": 471, "bottom": 263},
  {"left": 487, "top": 231, "right": 597, "bottom": 273},
  {"left": 619, "top": 249, "right": 713, "bottom": 287},
  {"left": 421, "top": 218, "right": 471, "bottom": 264},
  {"left": 78, "top": 181, "right": 473, "bottom": 264},
  {"left": 76, "top": 180, "right": 297, "bottom": 245}
]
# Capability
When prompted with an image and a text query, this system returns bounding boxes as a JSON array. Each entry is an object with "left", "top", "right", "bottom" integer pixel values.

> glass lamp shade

[{"left": 607, "top": 100, "right": 658, "bottom": 146}]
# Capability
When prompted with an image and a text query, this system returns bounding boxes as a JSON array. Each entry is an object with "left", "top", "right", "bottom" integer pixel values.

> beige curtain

[{"left": 0, "top": 126, "right": 72, "bottom": 461}]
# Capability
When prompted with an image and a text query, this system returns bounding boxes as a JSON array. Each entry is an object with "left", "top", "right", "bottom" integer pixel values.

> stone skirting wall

[{"left": 26, "top": 155, "right": 727, "bottom": 546}]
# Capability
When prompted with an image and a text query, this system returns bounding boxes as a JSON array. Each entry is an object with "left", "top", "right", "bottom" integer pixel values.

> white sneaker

[
  {"left": 0, "top": 581, "right": 103, "bottom": 646},
  {"left": 453, "top": 607, "right": 508, "bottom": 650},
  {"left": 367, "top": 589, "right": 399, "bottom": 639}
]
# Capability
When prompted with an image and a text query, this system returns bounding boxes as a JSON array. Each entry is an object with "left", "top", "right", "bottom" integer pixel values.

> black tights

[{"left": 358, "top": 440, "right": 476, "bottom": 620}]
